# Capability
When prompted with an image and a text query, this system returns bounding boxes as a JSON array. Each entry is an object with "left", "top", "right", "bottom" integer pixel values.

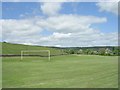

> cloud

[
  {"left": 96, "top": 2, "right": 118, "bottom": 15},
  {"left": 2, "top": 19, "right": 43, "bottom": 44},
  {"left": 36, "top": 15, "right": 107, "bottom": 33},
  {"left": 1, "top": 14, "right": 118, "bottom": 47},
  {"left": 41, "top": 2, "right": 62, "bottom": 16},
  {"left": 2, "top": 19, "right": 43, "bottom": 37},
  {"left": 1, "top": 1, "right": 118, "bottom": 47},
  {"left": 52, "top": 32, "right": 71, "bottom": 39}
]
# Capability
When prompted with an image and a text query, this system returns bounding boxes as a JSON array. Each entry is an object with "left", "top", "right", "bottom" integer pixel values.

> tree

[
  {"left": 93, "top": 51, "right": 98, "bottom": 55},
  {"left": 98, "top": 48, "right": 105, "bottom": 55},
  {"left": 63, "top": 49, "right": 69, "bottom": 54},
  {"left": 113, "top": 47, "right": 119, "bottom": 56},
  {"left": 69, "top": 49, "right": 75, "bottom": 54},
  {"left": 84, "top": 49, "right": 94, "bottom": 55},
  {"left": 105, "top": 48, "right": 113, "bottom": 56},
  {"left": 77, "top": 49, "right": 83, "bottom": 54}
]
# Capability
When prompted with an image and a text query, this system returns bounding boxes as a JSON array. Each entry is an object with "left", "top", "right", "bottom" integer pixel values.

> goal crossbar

[{"left": 21, "top": 50, "right": 50, "bottom": 61}]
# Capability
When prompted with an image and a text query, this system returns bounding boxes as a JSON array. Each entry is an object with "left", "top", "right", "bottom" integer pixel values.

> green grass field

[
  {"left": 1, "top": 42, "right": 64, "bottom": 55},
  {"left": 2, "top": 55, "right": 118, "bottom": 88}
]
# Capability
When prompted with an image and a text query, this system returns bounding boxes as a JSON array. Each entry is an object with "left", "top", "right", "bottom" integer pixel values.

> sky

[{"left": 1, "top": 1, "right": 119, "bottom": 47}]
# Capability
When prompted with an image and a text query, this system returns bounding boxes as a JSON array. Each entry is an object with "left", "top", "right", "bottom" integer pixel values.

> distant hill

[
  {"left": 1, "top": 42, "right": 64, "bottom": 55},
  {"left": 1, "top": 42, "right": 119, "bottom": 56}
]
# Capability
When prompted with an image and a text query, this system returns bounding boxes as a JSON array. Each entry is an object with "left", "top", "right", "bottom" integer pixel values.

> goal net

[{"left": 21, "top": 50, "right": 50, "bottom": 61}]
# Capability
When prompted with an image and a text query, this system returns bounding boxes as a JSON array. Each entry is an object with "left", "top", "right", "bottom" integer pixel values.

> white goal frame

[{"left": 21, "top": 50, "right": 50, "bottom": 61}]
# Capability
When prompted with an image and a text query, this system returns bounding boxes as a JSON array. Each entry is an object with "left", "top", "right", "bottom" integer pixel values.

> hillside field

[
  {"left": 1, "top": 42, "right": 64, "bottom": 55},
  {"left": 2, "top": 55, "right": 118, "bottom": 88}
]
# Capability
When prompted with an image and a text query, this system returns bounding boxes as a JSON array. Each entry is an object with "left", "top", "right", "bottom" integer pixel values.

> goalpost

[{"left": 21, "top": 50, "right": 50, "bottom": 61}]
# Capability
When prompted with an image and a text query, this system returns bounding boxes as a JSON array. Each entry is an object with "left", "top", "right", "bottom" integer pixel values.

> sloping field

[
  {"left": 1, "top": 42, "right": 64, "bottom": 55},
  {"left": 2, "top": 55, "right": 118, "bottom": 88},
  {"left": 1, "top": 42, "right": 118, "bottom": 88}
]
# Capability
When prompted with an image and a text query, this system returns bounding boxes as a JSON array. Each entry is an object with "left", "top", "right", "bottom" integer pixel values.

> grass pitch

[{"left": 2, "top": 55, "right": 118, "bottom": 88}]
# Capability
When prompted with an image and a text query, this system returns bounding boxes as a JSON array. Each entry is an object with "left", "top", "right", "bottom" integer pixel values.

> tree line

[{"left": 61, "top": 46, "right": 120, "bottom": 56}]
